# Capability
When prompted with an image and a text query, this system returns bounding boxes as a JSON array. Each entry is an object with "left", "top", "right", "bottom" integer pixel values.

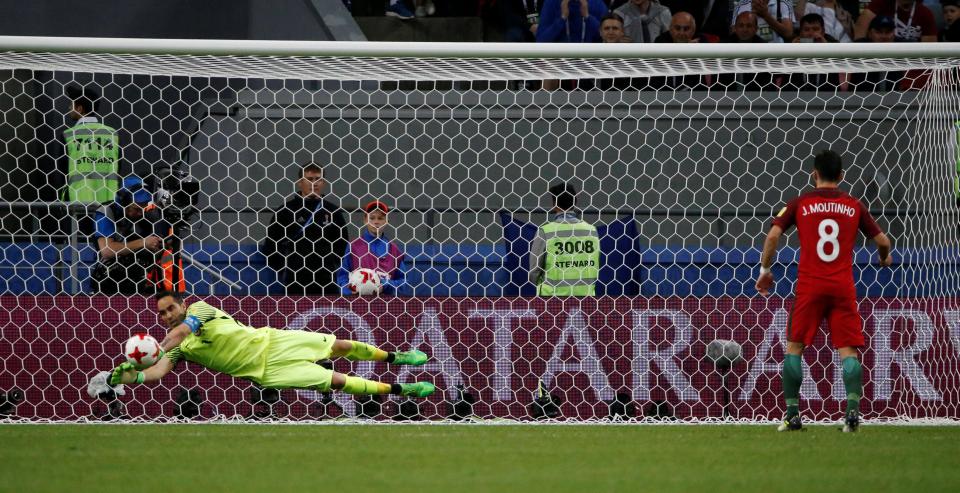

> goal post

[{"left": 0, "top": 37, "right": 957, "bottom": 422}]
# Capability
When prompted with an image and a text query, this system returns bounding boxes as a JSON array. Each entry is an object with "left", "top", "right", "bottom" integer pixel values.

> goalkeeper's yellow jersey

[{"left": 165, "top": 301, "right": 271, "bottom": 381}]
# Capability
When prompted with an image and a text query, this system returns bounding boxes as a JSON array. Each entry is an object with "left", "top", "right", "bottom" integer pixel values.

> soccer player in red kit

[{"left": 756, "top": 150, "right": 892, "bottom": 432}]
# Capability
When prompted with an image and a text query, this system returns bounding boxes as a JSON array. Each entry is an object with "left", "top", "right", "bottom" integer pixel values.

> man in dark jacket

[{"left": 262, "top": 163, "right": 349, "bottom": 295}]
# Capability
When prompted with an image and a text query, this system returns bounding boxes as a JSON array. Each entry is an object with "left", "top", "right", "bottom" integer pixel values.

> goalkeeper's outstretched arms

[{"left": 109, "top": 352, "right": 177, "bottom": 385}]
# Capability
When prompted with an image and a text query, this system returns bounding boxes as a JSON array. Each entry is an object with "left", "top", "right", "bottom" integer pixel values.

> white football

[
  {"left": 349, "top": 268, "right": 383, "bottom": 296},
  {"left": 124, "top": 334, "right": 162, "bottom": 370}
]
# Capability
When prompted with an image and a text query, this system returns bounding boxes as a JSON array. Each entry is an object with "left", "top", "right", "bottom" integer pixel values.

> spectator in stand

[
  {"left": 538, "top": 0, "right": 608, "bottom": 89},
  {"left": 795, "top": 11, "right": 841, "bottom": 40},
  {"left": 614, "top": 0, "right": 672, "bottom": 43},
  {"left": 588, "top": 13, "right": 640, "bottom": 90},
  {"left": 652, "top": 12, "right": 717, "bottom": 89},
  {"left": 600, "top": 11, "right": 629, "bottom": 42},
  {"left": 855, "top": 12, "right": 898, "bottom": 40},
  {"left": 487, "top": 0, "right": 544, "bottom": 42},
  {"left": 262, "top": 163, "right": 349, "bottom": 296},
  {"left": 854, "top": 0, "right": 937, "bottom": 41},
  {"left": 731, "top": 0, "right": 796, "bottom": 42},
  {"left": 856, "top": 1, "right": 937, "bottom": 91},
  {"left": 851, "top": 16, "right": 902, "bottom": 91},
  {"left": 796, "top": 0, "right": 854, "bottom": 41},
  {"left": 941, "top": 0, "right": 960, "bottom": 40},
  {"left": 720, "top": 12, "right": 772, "bottom": 91},
  {"left": 808, "top": 1, "right": 858, "bottom": 39},
  {"left": 784, "top": 13, "right": 843, "bottom": 90},
  {"left": 337, "top": 201, "right": 409, "bottom": 296},
  {"left": 536, "top": 0, "right": 608, "bottom": 43},
  {"left": 726, "top": 10, "right": 766, "bottom": 41},
  {"left": 660, "top": 0, "right": 733, "bottom": 37},
  {"left": 654, "top": 11, "right": 719, "bottom": 42}
]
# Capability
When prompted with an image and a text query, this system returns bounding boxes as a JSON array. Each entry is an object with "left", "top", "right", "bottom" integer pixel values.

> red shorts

[{"left": 787, "top": 291, "right": 865, "bottom": 348}]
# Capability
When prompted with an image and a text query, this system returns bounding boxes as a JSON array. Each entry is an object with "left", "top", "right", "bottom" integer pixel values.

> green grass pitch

[{"left": 1, "top": 424, "right": 958, "bottom": 492}]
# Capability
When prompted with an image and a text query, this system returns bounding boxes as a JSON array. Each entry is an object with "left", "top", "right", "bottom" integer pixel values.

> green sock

[
  {"left": 341, "top": 375, "right": 392, "bottom": 395},
  {"left": 782, "top": 353, "right": 803, "bottom": 418},
  {"left": 842, "top": 356, "right": 863, "bottom": 416},
  {"left": 343, "top": 340, "right": 389, "bottom": 362}
]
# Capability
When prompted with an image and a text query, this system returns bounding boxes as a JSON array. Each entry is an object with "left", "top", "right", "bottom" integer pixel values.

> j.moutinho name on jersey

[{"left": 801, "top": 202, "right": 856, "bottom": 217}]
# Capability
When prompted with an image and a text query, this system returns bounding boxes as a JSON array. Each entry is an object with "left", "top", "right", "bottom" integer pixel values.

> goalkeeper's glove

[{"left": 109, "top": 362, "right": 145, "bottom": 386}]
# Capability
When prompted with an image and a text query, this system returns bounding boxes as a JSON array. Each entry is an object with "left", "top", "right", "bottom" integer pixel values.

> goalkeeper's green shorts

[{"left": 259, "top": 329, "right": 336, "bottom": 391}]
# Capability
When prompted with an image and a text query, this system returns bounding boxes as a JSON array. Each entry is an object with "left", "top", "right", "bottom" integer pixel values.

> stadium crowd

[
  {"left": 364, "top": 0, "right": 960, "bottom": 44},
  {"left": 352, "top": 0, "right": 958, "bottom": 90}
]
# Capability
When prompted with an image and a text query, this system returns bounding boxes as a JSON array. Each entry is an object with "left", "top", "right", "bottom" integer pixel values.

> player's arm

[
  {"left": 757, "top": 197, "right": 796, "bottom": 296},
  {"left": 756, "top": 225, "right": 783, "bottom": 296},
  {"left": 158, "top": 323, "right": 191, "bottom": 352},
  {"left": 873, "top": 232, "right": 892, "bottom": 266}
]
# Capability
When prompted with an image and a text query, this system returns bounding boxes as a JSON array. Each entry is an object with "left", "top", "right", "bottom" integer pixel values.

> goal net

[{"left": 0, "top": 38, "right": 958, "bottom": 423}]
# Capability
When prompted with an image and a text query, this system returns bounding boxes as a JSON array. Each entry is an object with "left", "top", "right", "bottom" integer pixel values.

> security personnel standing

[
  {"left": 262, "top": 163, "right": 349, "bottom": 295},
  {"left": 64, "top": 85, "right": 119, "bottom": 203},
  {"left": 528, "top": 183, "right": 601, "bottom": 296},
  {"left": 90, "top": 177, "right": 167, "bottom": 295}
]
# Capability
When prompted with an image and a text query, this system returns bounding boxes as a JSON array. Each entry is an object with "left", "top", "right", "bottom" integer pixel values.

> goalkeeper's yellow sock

[
  {"left": 341, "top": 375, "right": 393, "bottom": 395},
  {"left": 343, "top": 340, "right": 392, "bottom": 362}
]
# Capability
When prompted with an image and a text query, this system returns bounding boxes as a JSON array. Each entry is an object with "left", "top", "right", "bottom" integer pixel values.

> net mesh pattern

[{"left": 0, "top": 49, "right": 957, "bottom": 422}]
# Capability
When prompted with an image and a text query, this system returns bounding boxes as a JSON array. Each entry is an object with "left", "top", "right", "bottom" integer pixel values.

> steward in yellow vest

[
  {"left": 528, "top": 183, "right": 601, "bottom": 296},
  {"left": 64, "top": 85, "right": 119, "bottom": 203}
]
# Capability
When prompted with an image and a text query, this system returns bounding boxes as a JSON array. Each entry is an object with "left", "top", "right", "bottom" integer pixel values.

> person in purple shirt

[
  {"left": 337, "top": 200, "right": 410, "bottom": 296},
  {"left": 536, "top": 0, "right": 609, "bottom": 43}
]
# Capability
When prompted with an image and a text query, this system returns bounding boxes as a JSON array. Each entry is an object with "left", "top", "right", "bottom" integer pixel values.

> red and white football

[
  {"left": 124, "top": 333, "right": 162, "bottom": 370},
  {"left": 348, "top": 267, "right": 383, "bottom": 296}
]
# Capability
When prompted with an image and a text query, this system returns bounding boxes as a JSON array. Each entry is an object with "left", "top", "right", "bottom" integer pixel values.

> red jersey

[
  {"left": 771, "top": 188, "right": 883, "bottom": 293},
  {"left": 867, "top": 0, "right": 938, "bottom": 41}
]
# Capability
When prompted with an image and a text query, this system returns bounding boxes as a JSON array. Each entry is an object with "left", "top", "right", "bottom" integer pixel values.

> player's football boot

[
  {"left": 842, "top": 412, "right": 861, "bottom": 433},
  {"left": 777, "top": 414, "right": 803, "bottom": 432},
  {"left": 399, "top": 381, "right": 436, "bottom": 398},
  {"left": 394, "top": 349, "right": 428, "bottom": 366}
]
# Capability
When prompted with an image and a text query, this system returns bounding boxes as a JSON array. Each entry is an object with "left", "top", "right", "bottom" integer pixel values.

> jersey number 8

[{"left": 816, "top": 218, "right": 840, "bottom": 262}]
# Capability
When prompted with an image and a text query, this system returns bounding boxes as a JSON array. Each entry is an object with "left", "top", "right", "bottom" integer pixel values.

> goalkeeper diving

[{"left": 101, "top": 290, "right": 436, "bottom": 399}]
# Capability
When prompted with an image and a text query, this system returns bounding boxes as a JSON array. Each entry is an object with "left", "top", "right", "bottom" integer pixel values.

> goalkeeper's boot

[
  {"left": 394, "top": 349, "right": 428, "bottom": 366},
  {"left": 399, "top": 381, "right": 436, "bottom": 398},
  {"left": 777, "top": 414, "right": 803, "bottom": 432},
  {"left": 843, "top": 411, "right": 861, "bottom": 433}
]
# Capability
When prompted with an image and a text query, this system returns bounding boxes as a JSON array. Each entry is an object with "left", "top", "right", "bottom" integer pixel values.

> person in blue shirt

[
  {"left": 536, "top": 0, "right": 608, "bottom": 43},
  {"left": 90, "top": 176, "right": 168, "bottom": 294},
  {"left": 337, "top": 200, "right": 410, "bottom": 296}
]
